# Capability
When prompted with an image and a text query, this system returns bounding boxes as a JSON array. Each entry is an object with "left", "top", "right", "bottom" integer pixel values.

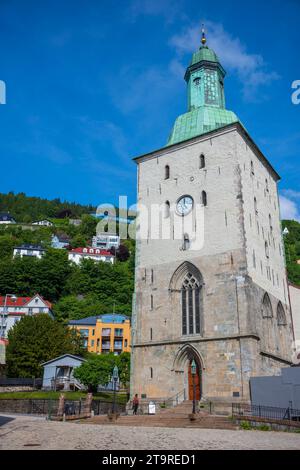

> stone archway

[{"left": 173, "top": 344, "right": 203, "bottom": 400}]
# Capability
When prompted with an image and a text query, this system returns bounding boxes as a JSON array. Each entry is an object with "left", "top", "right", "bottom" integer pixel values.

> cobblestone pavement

[{"left": 0, "top": 414, "right": 300, "bottom": 450}]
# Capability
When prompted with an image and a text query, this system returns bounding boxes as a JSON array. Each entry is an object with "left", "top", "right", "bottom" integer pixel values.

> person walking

[{"left": 132, "top": 394, "right": 139, "bottom": 415}]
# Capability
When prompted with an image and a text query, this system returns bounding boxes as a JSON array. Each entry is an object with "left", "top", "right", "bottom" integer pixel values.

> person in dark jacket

[{"left": 132, "top": 394, "right": 139, "bottom": 415}]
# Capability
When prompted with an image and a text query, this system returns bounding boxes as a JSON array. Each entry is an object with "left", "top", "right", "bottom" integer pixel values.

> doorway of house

[{"left": 188, "top": 359, "right": 201, "bottom": 400}]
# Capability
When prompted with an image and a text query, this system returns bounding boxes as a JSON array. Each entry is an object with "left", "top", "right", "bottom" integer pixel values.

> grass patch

[{"left": 0, "top": 390, "right": 127, "bottom": 403}]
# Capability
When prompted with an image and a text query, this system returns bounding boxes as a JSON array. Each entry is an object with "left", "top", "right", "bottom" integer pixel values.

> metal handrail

[{"left": 163, "top": 388, "right": 186, "bottom": 407}]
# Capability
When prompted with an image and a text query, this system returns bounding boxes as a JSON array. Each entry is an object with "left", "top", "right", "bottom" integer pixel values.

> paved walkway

[{"left": 0, "top": 414, "right": 300, "bottom": 450}]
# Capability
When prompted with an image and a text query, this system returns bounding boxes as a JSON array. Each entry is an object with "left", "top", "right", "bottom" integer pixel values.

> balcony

[{"left": 101, "top": 343, "right": 111, "bottom": 350}]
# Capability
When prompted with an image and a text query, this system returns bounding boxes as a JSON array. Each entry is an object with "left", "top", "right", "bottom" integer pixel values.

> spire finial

[{"left": 201, "top": 24, "right": 206, "bottom": 46}]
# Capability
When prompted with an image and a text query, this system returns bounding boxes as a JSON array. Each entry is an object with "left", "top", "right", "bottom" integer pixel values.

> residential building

[
  {"left": 41, "top": 354, "right": 86, "bottom": 391},
  {"left": 13, "top": 244, "right": 45, "bottom": 259},
  {"left": 32, "top": 219, "right": 53, "bottom": 226},
  {"left": 51, "top": 234, "right": 70, "bottom": 249},
  {"left": 68, "top": 247, "right": 115, "bottom": 265},
  {"left": 69, "top": 314, "right": 131, "bottom": 355},
  {"left": 92, "top": 232, "right": 120, "bottom": 250},
  {"left": 0, "top": 212, "right": 16, "bottom": 224},
  {"left": 0, "top": 294, "right": 53, "bottom": 339},
  {"left": 131, "top": 30, "right": 293, "bottom": 404}
]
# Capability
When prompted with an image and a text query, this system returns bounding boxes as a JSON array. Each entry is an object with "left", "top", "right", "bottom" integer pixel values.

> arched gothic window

[
  {"left": 277, "top": 302, "right": 286, "bottom": 326},
  {"left": 200, "top": 154, "right": 205, "bottom": 169},
  {"left": 262, "top": 293, "right": 273, "bottom": 318},
  {"left": 165, "top": 165, "right": 170, "bottom": 180},
  {"left": 181, "top": 272, "right": 202, "bottom": 335}
]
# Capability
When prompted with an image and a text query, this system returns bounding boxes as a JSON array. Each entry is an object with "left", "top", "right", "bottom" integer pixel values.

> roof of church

[{"left": 190, "top": 46, "right": 219, "bottom": 66}]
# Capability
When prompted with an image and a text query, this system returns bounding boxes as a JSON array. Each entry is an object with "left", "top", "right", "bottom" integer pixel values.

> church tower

[{"left": 130, "top": 29, "right": 294, "bottom": 404}]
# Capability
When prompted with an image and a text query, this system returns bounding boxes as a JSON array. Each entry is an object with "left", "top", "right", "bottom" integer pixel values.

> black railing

[
  {"left": 232, "top": 403, "right": 300, "bottom": 422},
  {"left": 0, "top": 398, "right": 126, "bottom": 417},
  {"left": 0, "top": 377, "right": 42, "bottom": 387}
]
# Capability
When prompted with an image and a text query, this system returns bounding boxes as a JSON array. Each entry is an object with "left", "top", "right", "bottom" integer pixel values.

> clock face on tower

[{"left": 176, "top": 196, "right": 193, "bottom": 216}]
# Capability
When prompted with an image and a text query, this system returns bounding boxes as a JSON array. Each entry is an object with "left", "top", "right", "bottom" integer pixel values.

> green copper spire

[{"left": 167, "top": 26, "right": 239, "bottom": 146}]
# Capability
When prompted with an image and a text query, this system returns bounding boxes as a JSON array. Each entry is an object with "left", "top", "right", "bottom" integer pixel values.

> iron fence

[
  {"left": 232, "top": 403, "right": 300, "bottom": 422},
  {"left": 0, "top": 397, "right": 126, "bottom": 417},
  {"left": 0, "top": 377, "right": 42, "bottom": 387}
]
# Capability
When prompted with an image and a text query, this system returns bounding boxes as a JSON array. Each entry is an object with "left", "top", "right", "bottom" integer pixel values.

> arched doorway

[
  {"left": 173, "top": 344, "right": 203, "bottom": 401},
  {"left": 188, "top": 359, "right": 201, "bottom": 400}
]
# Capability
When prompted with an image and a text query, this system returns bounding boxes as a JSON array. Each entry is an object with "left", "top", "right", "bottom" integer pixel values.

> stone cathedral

[{"left": 130, "top": 31, "right": 294, "bottom": 404}]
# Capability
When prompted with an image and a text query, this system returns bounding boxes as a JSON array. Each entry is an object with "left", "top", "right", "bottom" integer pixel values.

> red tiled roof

[
  {"left": 69, "top": 247, "right": 113, "bottom": 256},
  {"left": 0, "top": 295, "right": 52, "bottom": 308}
]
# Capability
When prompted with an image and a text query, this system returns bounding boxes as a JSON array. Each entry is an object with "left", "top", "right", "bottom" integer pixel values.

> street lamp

[
  {"left": 112, "top": 365, "right": 119, "bottom": 415},
  {"left": 191, "top": 359, "right": 197, "bottom": 416},
  {"left": 1, "top": 294, "right": 17, "bottom": 339}
]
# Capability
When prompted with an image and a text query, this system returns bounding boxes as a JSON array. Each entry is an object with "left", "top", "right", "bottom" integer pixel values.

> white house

[
  {"left": 13, "top": 244, "right": 45, "bottom": 259},
  {"left": 51, "top": 234, "right": 70, "bottom": 249},
  {"left": 0, "top": 212, "right": 16, "bottom": 224},
  {"left": 0, "top": 294, "right": 53, "bottom": 339},
  {"left": 92, "top": 232, "right": 120, "bottom": 250},
  {"left": 68, "top": 247, "right": 115, "bottom": 265},
  {"left": 41, "top": 354, "right": 86, "bottom": 391},
  {"left": 32, "top": 219, "right": 53, "bottom": 227}
]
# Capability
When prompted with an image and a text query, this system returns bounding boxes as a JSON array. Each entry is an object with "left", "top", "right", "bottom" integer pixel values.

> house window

[
  {"left": 165, "top": 165, "right": 170, "bottom": 180},
  {"left": 97, "top": 338, "right": 100, "bottom": 347},
  {"left": 201, "top": 191, "right": 207, "bottom": 207},
  {"left": 91, "top": 340, "right": 95, "bottom": 347},
  {"left": 200, "top": 154, "right": 205, "bottom": 169},
  {"left": 92, "top": 329, "right": 95, "bottom": 336},
  {"left": 102, "top": 328, "right": 111, "bottom": 337},
  {"left": 124, "top": 339, "right": 128, "bottom": 347}
]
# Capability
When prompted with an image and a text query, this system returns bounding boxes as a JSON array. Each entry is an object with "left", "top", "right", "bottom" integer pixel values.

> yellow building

[{"left": 69, "top": 314, "right": 131, "bottom": 355}]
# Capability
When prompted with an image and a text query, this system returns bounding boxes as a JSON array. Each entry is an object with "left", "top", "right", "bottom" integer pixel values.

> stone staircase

[{"left": 86, "top": 401, "right": 238, "bottom": 430}]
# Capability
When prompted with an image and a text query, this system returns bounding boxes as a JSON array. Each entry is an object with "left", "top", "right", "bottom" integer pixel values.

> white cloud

[
  {"left": 169, "top": 21, "right": 279, "bottom": 101},
  {"left": 279, "top": 195, "right": 300, "bottom": 221},
  {"left": 109, "top": 62, "right": 182, "bottom": 115},
  {"left": 281, "top": 189, "right": 300, "bottom": 199}
]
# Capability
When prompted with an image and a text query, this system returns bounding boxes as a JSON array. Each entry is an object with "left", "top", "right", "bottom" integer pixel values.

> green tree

[
  {"left": 73, "top": 352, "right": 130, "bottom": 391},
  {"left": 73, "top": 354, "right": 111, "bottom": 391},
  {"left": 6, "top": 315, "right": 83, "bottom": 378}
]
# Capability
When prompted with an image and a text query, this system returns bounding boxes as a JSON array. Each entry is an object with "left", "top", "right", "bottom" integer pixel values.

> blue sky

[{"left": 0, "top": 0, "right": 299, "bottom": 218}]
